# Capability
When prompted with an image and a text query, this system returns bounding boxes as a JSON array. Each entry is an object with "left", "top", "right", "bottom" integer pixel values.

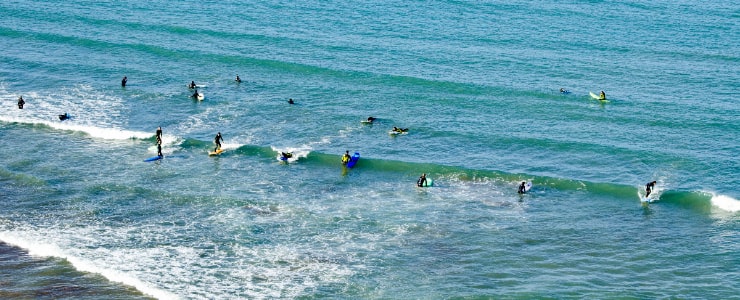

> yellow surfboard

[{"left": 208, "top": 149, "right": 224, "bottom": 156}]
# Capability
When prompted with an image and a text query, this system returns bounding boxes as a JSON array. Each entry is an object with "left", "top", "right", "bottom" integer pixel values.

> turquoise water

[{"left": 1, "top": 0, "right": 738, "bottom": 299}]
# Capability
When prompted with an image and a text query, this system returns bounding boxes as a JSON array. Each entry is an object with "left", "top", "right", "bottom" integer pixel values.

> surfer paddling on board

[
  {"left": 599, "top": 91, "right": 606, "bottom": 100},
  {"left": 366, "top": 117, "right": 376, "bottom": 123},
  {"left": 417, "top": 173, "right": 428, "bottom": 187},
  {"left": 645, "top": 181, "right": 657, "bottom": 198},
  {"left": 214, "top": 132, "right": 223, "bottom": 152},
  {"left": 121, "top": 76, "right": 127, "bottom": 87},
  {"left": 518, "top": 182, "right": 527, "bottom": 194},
  {"left": 341, "top": 150, "right": 351, "bottom": 165},
  {"left": 17, "top": 96, "right": 25, "bottom": 109}
]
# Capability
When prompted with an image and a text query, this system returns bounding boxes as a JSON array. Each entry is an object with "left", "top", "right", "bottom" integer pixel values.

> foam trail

[
  {"left": 710, "top": 193, "right": 740, "bottom": 212},
  {"left": 0, "top": 232, "right": 178, "bottom": 300},
  {"left": 0, "top": 115, "right": 153, "bottom": 140}
]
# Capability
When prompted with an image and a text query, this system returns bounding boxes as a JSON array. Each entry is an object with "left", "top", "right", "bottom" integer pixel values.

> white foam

[
  {"left": 710, "top": 193, "right": 740, "bottom": 212},
  {"left": 0, "top": 232, "right": 179, "bottom": 300},
  {"left": 271, "top": 145, "right": 312, "bottom": 162},
  {"left": 0, "top": 85, "right": 155, "bottom": 140}
]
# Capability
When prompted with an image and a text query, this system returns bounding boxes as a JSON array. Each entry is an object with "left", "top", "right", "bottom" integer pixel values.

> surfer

[
  {"left": 17, "top": 96, "right": 25, "bottom": 109},
  {"left": 191, "top": 89, "right": 200, "bottom": 98},
  {"left": 214, "top": 132, "right": 223, "bottom": 152},
  {"left": 156, "top": 126, "right": 163, "bottom": 145},
  {"left": 189, "top": 81, "right": 196, "bottom": 89},
  {"left": 288, "top": 98, "right": 295, "bottom": 104},
  {"left": 392, "top": 127, "right": 408, "bottom": 133},
  {"left": 235, "top": 75, "right": 242, "bottom": 83},
  {"left": 281, "top": 152, "right": 293, "bottom": 160},
  {"left": 518, "top": 182, "right": 527, "bottom": 194},
  {"left": 599, "top": 91, "right": 606, "bottom": 100},
  {"left": 645, "top": 181, "right": 657, "bottom": 198},
  {"left": 366, "top": 117, "right": 376, "bottom": 123},
  {"left": 560, "top": 88, "right": 569, "bottom": 94},
  {"left": 58, "top": 113, "right": 70, "bottom": 121},
  {"left": 341, "top": 150, "right": 351, "bottom": 165},
  {"left": 121, "top": 76, "right": 127, "bottom": 87},
  {"left": 417, "top": 173, "right": 427, "bottom": 187}
]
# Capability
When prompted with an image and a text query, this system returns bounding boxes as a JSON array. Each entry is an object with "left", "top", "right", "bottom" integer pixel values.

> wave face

[{"left": 0, "top": 0, "right": 738, "bottom": 299}]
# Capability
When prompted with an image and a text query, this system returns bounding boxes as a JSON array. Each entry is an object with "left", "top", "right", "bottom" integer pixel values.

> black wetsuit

[
  {"left": 156, "top": 128, "right": 163, "bottom": 145},
  {"left": 518, "top": 182, "right": 526, "bottom": 194},
  {"left": 121, "top": 77, "right": 127, "bottom": 87},
  {"left": 18, "top": 98, "right": 24, "bottom": 109},
  {"left": 157, "top": 144, "right": 162, "bottom": 157},
  {"left": 417, "top": 176, "right": 427, "bottom": 187},
  {"left": 645, "top": 181, "right": 656, "bottom": 197},
  {"left": 214, "top": 134, "right": 223, "bottom": 151}
]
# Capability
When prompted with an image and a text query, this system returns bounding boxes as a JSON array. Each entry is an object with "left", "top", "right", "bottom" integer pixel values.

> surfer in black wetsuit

[
  {"left": 288, "top": 98, "right": 295, "bottom": 104},
  {"left": 121, "top": 76, "right": 127, "bottom": 87},
  {"left": 17, "top": 96, "right": 25, "bottom": 109},
  {"left": 417, "top": 173, "right": 427, "bottom": 187},
  {"left": 518, "top": 182, "right": 527, "bottom": 194},
  {"left": 645, "top": 181, "right": 657, "bottom": 198},
  {"left": 189, "top": 81, "right": 196, "bottom": 89},
  {"left": 58, "top": 113, "right": 70, "bottom": 121},
  {"left": 214, "top": 132, "right": 223, "bottom": 152},
  {"left": 192, "top": 89, "right": 199, "bottom": 98},
  {"left": 281, "top": 152, "right": 292, "bottom": 160},
  {"left": 367, "top": 117, "right": 376, "bottom": 123},
  {"left": 235, "top": 75, "right": 241, "bottom": 83},
  {"left": 156, "top": 126, "right": 163, "bottom": 145}
]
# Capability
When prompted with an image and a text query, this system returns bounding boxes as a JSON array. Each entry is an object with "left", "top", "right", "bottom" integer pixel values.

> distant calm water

[{"left": 1, "top": 0, "right": 738, "bottom": 299}]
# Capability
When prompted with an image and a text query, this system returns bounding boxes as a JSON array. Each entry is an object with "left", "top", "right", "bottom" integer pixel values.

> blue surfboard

[
  {"left": 346, "top": 152, "right": 360, "bottom": 168},
  {"left": 144, "top": 155, "right": 163, "bottom": 162}
]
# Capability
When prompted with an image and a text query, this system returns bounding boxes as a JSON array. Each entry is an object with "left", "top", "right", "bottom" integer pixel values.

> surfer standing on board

[
  {"left": 156, "top": 126, "right": 163, "bottom": 145},
  {"left": 214, "top": 132, "right": 223, "bottom": 152},
  {"left": 645, "top": 181, "right": 657, "bottom": 198}
]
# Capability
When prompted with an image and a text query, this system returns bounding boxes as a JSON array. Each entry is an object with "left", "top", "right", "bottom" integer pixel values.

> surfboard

[
  {"left": 346, "top": 152, "right": 360, "bottom": 168},
  {"left": 418, "top": 178, "right": 433, "bottom": 187},
  {"left": 196, "top": 93, "right": 204, "bottom": 101},
  {"left": 144, "top": 155, "right": 163, "bottom": 162},
  {"left": 388, "top": 130, "right": 408, "bottom": 135},
  {"left": 278, "top": 153, "right": 293, "bottom": 161},
  {"left": 589, "top": 92, "right": 607, "bottom": 101},
  {"left": 524, "top": 182, "right": 532, "bottom": 192},
  {"left": 361, "top": 120, "right": 373, "bottom": 124},
  {"left": 187, "top": 84, "right": 207, "bottom": 88},
  {"left": 208, "top": 149, "right": 224, "bottom": 156}
]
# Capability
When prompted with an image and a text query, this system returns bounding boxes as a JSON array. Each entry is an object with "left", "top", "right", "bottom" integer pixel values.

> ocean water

[{"left": 1, "top": 0, "right": 738, "bottom": 299}]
